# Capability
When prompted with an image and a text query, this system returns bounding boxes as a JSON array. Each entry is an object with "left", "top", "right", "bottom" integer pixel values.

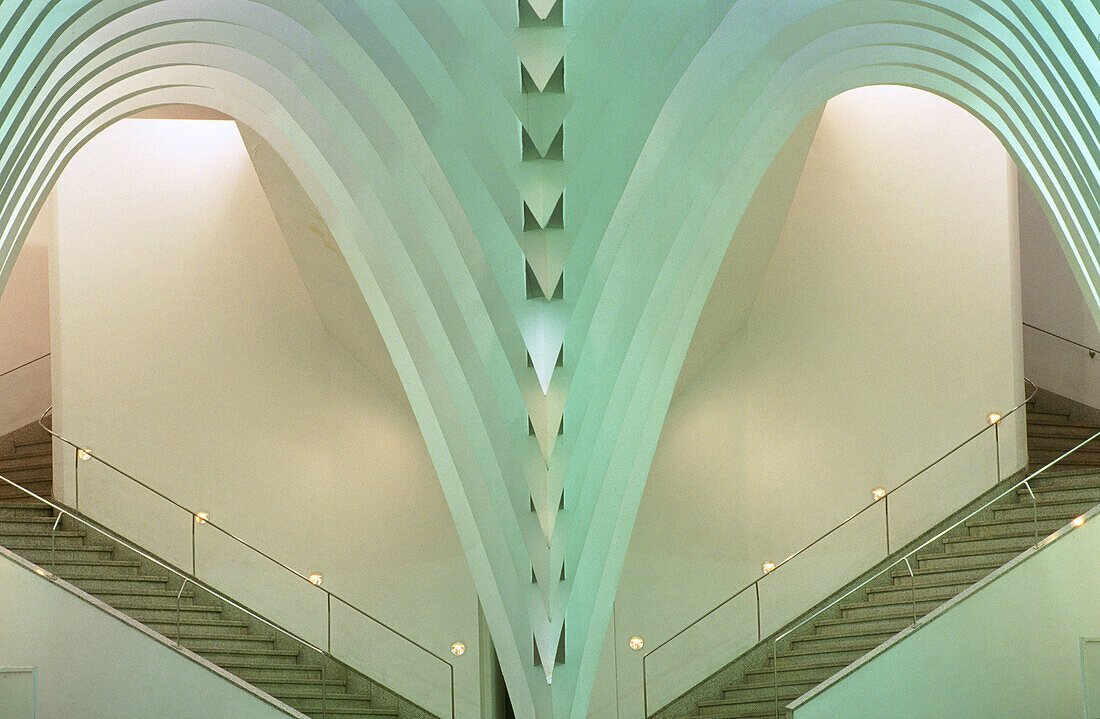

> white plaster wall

[
  {"left": 1018, "top": 172, "right": 1100, "bottom": 406},
  {"left": 0, "top": 551, "right": 292, "bottom": 719},
  {"left": 0, "top": 193, "right": 52, "bottom": 436},
  {"left": 791, "top": 511, "right": 1100, "bottom": 719},
  {"left": 49, "top": 119, "right": 478, "bottom": 719},
  {"left": 600, "top": 86, "right": 1028, "bottom": 716}
]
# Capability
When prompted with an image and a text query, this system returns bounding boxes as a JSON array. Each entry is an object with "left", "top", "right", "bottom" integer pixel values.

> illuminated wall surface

[{"left": 1, "top": 2, "right": 1098, "bottom": 718}]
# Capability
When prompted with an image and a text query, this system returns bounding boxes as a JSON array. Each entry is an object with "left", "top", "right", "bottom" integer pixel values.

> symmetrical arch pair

[{"left": 1, "top": 2, "right": 1098, "bottom": 718}]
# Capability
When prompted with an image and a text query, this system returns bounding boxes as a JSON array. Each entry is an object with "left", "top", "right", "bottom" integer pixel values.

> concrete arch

[
  {"left": 4, "top": 2, "right": 1100, "bottom": 719},
  {"left": 0, "top": 2, "right": 543, "bottom": 716}
]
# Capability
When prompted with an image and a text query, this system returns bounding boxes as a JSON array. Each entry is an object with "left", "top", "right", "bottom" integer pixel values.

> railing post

[
  {"left": 50, "top": 513, "right": 62, "bottom": 570},
  {"left": 902, "top": 557, "right": 916, "bottom": 626},
  {"left": 327, "top": 592, "right": 332, "bottom": 654},
  {"left": 642, "top": 653, "right": 648, "bottom": 719},
  {"left": 772, "top": 641, "right": 779, "bottom": 719},
  {"left": 754, "top": 580, "right": 762, "bottom": 642},
  {"left": 73, "top": 449, "right": 80, "bottom": 512},
  {"left": 1021, "top": 480, "right": 1038, "bottom": 546},
  {"left": 994, "top": 421, "right": 1001, "bottom": 484},
  {"left": 321, "top": 652, "right": 328, "bottom": 719},
  {"left": 191, "top": 513, "right": 197, "bottom": 576},
  {"left": 884, "top": 494, "right": 891, "bottom": 555},
  {"left": 176, "top": 579, "right": 190, "bottom": 645}
]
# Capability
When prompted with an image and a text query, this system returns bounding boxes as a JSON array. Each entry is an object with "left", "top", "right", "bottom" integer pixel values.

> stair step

[
  {"left": 144, "top": 617, "right": 251, "bottom": 635},
  {"left": 889, "top": 563, "right": 997, "bottom": 586},
  {"left": 0, "top": 454, "right": 52, "bottom": 471},
  {"left": 301, "top": 710, "right": 397, "bottom": 718},
  {"left": 941, "top": 532, "right": 1045, "bottom": 554},
  {"left": 241, "top": 675, "right": 349, "bottom": 694},
  {"left": 274, "top": 691, "right": 374, "bottom": 711},
  {"left": 915, "top": 546, "right": 1023, "bottom": 570},
  {"left": 178, "top": 634, "right": 279, "bottom": 652},
  {"left": 0, "top": 502, "right": 53, "bottom": 518},
  {"left": 2, "top": 544, "right": 114, "bottom": 560},
  {"left": 965, "top": 515, "right": 1067, "bottom": 538},
  {"left": 1015, "top": 484, "right": 1100, "bottom": 504},
  {"left": 10, "top": 440, "right": 52, "bottom": 458},
  {"left": 992, "top": 498, "right": 1097, "bottom": 521},
  {"left": 217, "top": 661, "right": 322, "bottom": 680},
  {"left": 0, "top": 466, "right": 53, "bottom": 481},
  {"left": 696, "top": 691, "right": 802, "bottom": 716},
  {"left": 191, "top": 646, "right": 302, "bottom": 667},
  {"left": 789, "top": 627, "right": 900, "bottom": 652},
  {"left": 743, "top": 659, "right": 849, "bottom": 684}
]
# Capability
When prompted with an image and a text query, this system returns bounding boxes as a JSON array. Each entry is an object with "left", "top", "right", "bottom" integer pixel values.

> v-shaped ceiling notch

[
  {"left": 526, "top": 262, "right": 563, "bottom": 300},
  {"left": 519, "top": 0, "right": 562, "bottom": 26},
  {"left": 521, "top": 58, "right": 565, "bottom": 94},
  {"left": 523, "top": 195, "right": 564, "bottom": 232},
  {"left": 523, "top": 125, "right": 564, "bottom": 161}
]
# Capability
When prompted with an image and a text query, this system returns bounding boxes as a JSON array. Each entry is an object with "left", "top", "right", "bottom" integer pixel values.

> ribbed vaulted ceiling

[{"left": 1, "top": 2, "right": 1098, "bottom": 718}]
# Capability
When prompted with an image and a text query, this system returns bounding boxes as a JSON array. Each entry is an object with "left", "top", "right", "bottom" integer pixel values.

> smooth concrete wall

[
  {"left": 0, "top": 192, "right": 51, "bottom": 436},
  {"left": 1018, "top": 171, "right": 1100, "bottom": 407},
  {"left": 791, "top": 510, "right": 1100, "bottom": 719},
  {"left": 601, "top": 87, "right": 1027, "bottom": 716},
  {"left": 0, "top": 550, "right": 292, "bottom": 719},
  {"left": 49, "top": 119, "right": 478, "bottom": 719}
]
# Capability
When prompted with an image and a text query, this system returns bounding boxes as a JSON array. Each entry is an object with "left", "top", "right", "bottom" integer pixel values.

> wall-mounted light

[
  {"left": 1072, "top": 515, "right": 1086, "bottom": 527},
  {"left": 77, "top": 448, "right": 92, "bottom": 461},
  {"left": 762, "top": 561, "right": 776, "bottom": 575},
  {"left": 987, "top": 412, "right": 1002, "bottom": 425},
  {"left": 871, "top": 487, "right": 886, "bottom": 501},
  {"left": 629, "top": 636, "right": 644, "bottom": 651},
  {"left": 308, "top": 573, "right": 323, "bottom": 586},
  {"left": 194, "top": 512, "right": 209, "bottom": 524},
  {"left": 451, "top": 642, "right": 466, "bottom": 656}
]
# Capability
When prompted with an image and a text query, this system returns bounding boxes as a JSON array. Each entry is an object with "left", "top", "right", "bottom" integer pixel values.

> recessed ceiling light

[
  {"left": 871, "top": 487, "right": 886, "bottom": 501},
  {"left": 987, "top": 412, "right": 1002, "bottom": 425},
  {"left": 194, "top": 512, "right": 209, "bottom": 524},
  {"left": 451, "top": 642, "right": 465, "bottom": 656},
  {"left": 629, "top": 636, "right": 644, "bottom": 651},
  {"left": 762, "top": 561, "right": 776, "bottom": 575},
  {"left": 308, "top": 573, "right": 323, "bottom": 586}
]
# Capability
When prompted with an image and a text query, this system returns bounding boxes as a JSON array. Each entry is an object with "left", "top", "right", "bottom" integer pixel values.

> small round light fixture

[
  {"left": 762, "top": 561, "right": 776, "bottom": 575},
  {"left": 629, "top": 636, "right": 644, "bottom": 651},
  {"left": 77, "top": 448, "right": 92, "bottom": 461},
  {"left": 871, "top": 487, "right": 886, "bottom": 502},
  {"left": 1072, "top": 515, "right": 1086, "bottom": 527},
  {"left": 308, "top": 573, "right": 323, "bottom": 586},
  {"left": 194, "top": 512, "right": 209, "bottom": 524},
  {"left": 451, "top": 642, "right": 466, "bottom": 657},
  {"left": 987, "top": 412, "right": 1002, "bottom": 425}
]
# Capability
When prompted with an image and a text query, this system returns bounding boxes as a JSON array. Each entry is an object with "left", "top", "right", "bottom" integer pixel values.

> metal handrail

[
  {"left": 641, "top": 378, "right": 1037, "bottom": 717},
  {"left": 0, "top": 352, "right": 49, "bottom": 381},
  {"left": 28, "top": 406, "right": 455, "bottom": 719},
  {"left": 1023, "top": 321, "right": 1100, "bottom": 357},
  {"left": 769, "top": 423, "right": 1100, "bottom": 717}
]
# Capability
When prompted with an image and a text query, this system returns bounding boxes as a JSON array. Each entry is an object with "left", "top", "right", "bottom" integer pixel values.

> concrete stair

[
  {"left": 665, "top": 397, "right": 1100, "bottom": 719},
  {"left": 0, "top": 420, "right": 53, "bottom": 502},
  {"left": 0, "top": 474, "right": 418, "bottom": 718}
]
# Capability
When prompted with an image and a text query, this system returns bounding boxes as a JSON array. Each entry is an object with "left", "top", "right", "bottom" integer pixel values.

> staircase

[
  {"left": 0, "top": 420, "right": 53, "bottom": 502},
  {"left": 0, "top": 427, "right": 419, "bottom": 719},
  {"left": 659, "top": 392, "right": 1100, "bottom": 719}
]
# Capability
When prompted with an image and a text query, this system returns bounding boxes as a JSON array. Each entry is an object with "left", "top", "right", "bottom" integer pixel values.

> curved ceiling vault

[{"left": 1, "top": 2, "right": 1099, "bottom": 718}]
